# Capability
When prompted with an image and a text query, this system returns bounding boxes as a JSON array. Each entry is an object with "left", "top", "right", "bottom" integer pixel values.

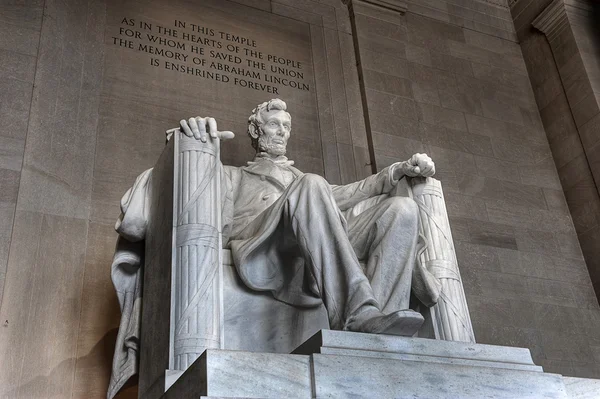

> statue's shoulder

[{"left": 222, "top": 164, "right": 243, "bottom": 187}]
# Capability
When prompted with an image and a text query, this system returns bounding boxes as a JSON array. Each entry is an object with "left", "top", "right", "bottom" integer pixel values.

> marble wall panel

[
  {"left": 0, "top": 202, "right": 15, "bottom": 293},
  {"left": 417, "top": 102, "right": 468, "bottom": 131},
  {"left": 515, "top": 0, "right": 600, "bottom": 319},
  {"left": 16, "top": 0, "right": 105, "bottom": 219},
  {"left": 2, "top": 0, "right": 600, "bottom": 395},
  {"left": 339, "top": 32, "right": 368, "bottom": 150},
  {"left": 362, "top": 69, "right": 413, "bottom": 98},
  {"left": 353, "top": 0, "right": 600, "bottom": 379},
  {"left": 371, "top": 132, "right": 428, "bottom": 160},
  {"left": 424, "top": 125, "right": 494, "bottom": 157},
  {"left": 0, "top": 0, "right": 369, "bottom": 397},
  {"left": 369, "top": 111, "right": 420, "bottom": 140},
  {"left": 579, "top": 112, "right": 600, "bottom": 149},
  {"left": 405, "top": 42, "right": 432, "bottom": 66},
  {"left": 0, "top": 211, "right": 89, "bottom": 397},
  {"left": 324, "top": 29, "right": 354, "bottom": 147},
  {"left": 0, "top": 0, "right": 43, "bottom": 308},
  {"left": 0, "top": 0, "right": 109, "bottom": 397},
  {"left": 353, "top": 144, "right": 371, "bottom": 180}
]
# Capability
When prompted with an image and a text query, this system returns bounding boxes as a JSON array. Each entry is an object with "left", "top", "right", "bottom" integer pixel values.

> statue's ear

[{"left": 248, "top": 123, "right": 259, "bottom": 139}]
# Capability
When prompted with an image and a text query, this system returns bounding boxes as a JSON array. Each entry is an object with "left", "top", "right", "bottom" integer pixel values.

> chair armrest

[{"left": 405, "top": 176, "right": 476, "bottom": 343}]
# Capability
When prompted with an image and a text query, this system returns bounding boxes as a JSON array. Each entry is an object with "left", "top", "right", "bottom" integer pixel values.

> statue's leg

[
  {"left": 283, "top": 174, "right": 380, "bottom": 330},
  {"left": 347, "top": 196, "right": 420, "bottom": 314}
]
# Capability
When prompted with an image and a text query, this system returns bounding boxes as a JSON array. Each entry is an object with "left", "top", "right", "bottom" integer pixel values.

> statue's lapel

[
  {"left": 243, "top": 161, "right": 287, "bottom": 189},
  {"left": 288, "top": 166, "right": 304, "bottom": 178}
]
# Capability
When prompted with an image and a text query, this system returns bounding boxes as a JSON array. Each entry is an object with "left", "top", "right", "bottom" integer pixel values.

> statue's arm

[
  {"left": 330, "top": 153, "right": 435, "bottom": 211},
  {"left": 331, "top": 163, "right": 402, "bottom": 211}
]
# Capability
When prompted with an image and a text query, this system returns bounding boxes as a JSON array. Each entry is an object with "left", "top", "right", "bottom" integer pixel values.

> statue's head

[{"left": 248, "top": 98, "right": 291, "bottom": 156}]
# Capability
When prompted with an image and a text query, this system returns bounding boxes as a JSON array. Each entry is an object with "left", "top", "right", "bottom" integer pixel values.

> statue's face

[{"left": 258, "top": 110, "right": 291, "bottom": 156}]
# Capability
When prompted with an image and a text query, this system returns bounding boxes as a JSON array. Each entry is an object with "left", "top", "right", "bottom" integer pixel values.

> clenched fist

[{"left": 394, "top": 153, "right": 435, "bottom": 180}]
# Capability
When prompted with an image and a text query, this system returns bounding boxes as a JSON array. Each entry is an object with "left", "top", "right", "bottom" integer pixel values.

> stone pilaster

[{"left": 533, "top": 0, "right": 600, "bottom": 297}]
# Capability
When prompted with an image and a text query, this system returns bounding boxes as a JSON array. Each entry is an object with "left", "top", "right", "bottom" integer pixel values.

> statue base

[{"left": 158, "top": 329, "right": 593, "bottom": 399}]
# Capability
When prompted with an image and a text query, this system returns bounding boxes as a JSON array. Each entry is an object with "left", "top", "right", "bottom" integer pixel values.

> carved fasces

[
  {"left": 171, "top": 130, "right": 224, "bottom": 371},
  {"left": 410, "top": 177, "right": 475, "bottom": 343}
]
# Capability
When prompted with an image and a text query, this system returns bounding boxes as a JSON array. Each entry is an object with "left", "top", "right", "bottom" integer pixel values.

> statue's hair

[{"left": 247, "top": 98, "right": 290, "bottom": 151}]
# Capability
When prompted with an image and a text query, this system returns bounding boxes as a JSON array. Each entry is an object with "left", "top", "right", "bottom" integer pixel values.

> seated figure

[
  {"left": 181, "top": 98, "right": 440, "bottom": 333},
  {"left": 108, "top": 98, "right": 443, "bottom": 398}
]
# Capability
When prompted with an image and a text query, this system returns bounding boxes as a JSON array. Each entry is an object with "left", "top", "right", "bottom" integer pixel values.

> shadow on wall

[
  {"left": 593, "top": 2, "right": 600, "bottom": 44},
  {"left": 5, "top": 329, "right": 137, "bottom": 399},
  {"left": 114, "top": 374, "right": 138, "bottom": 398}
]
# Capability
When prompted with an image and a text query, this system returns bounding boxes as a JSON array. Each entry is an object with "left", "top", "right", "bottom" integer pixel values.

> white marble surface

[
  {"left": 171, "top": 132, "right": 224, "bottom": 371},
  {"left": 293, "top": 329, "right": 538, "bottom": 369},
  {"left": 203, "top": 350, "right": 311, "bottom": 398},
  {"left": 222, "top": 250, "right": 329, "bottom": 354},
  {"left": 563, "top": 376, "right": 600, "bottom": 398},
  {"left": 311, "top": 353, "right": 568, "bottom": 399},
  {"left": 319, "top": 347, "right": 542, "bottom": 372},
  {"left": 164, "top": 330, "right": 572, "bottom": 399},
  {"left": 410, "top": 177, "right": 475, "bottom": 342}
]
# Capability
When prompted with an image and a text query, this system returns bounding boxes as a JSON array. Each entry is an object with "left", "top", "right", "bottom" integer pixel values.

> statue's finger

[
  {"left": 197, "top": 117, "right": 207, "bottom": 142},
  {"left": 180, "top": 119, "right": 193, "bottom": 137},
  {"left": 412, "top": 166, "right": 421, "bottom": 175},
  {"left": 420, "top": 162, "right": 433, "bottom": 175},
  {"left": 411, "top": 153, "right": 421, "bottom": 166},
  {"left": 207, "top": 117, "right": 218, "bottom": 139},
  {"left": 188, "top": 117, "right": 201, "bottom": 140},
  {"left": 218, "top": 131, "right": 235, "bottom": 140},
  {"left": 421, "top": 162, "right": 434, "bottom": 177}
]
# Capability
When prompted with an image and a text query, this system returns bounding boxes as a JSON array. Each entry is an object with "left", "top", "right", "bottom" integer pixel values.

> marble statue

[
  {"left": 108, "top": 98, "right": 477, "bottom": 399},
  {"left": 177, "top": 99, "right": 441, "bottom": 332}
]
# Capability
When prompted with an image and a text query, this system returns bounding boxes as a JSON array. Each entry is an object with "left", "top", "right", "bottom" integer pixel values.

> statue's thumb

[
  {"left": 218, "top": 131, "right": 235, "bottom": 140},
  {"left": 412, "top": 166, "right": 421, "bottom": 175}
]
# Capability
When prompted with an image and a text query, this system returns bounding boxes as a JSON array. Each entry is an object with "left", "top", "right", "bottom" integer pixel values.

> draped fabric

[{"left": 107, "top": 169, "right": 151, "bottom": 399}]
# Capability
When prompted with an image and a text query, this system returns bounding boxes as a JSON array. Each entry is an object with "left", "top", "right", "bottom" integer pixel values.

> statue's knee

[
  {"left": 384, "top": 197, "right": 419, "bottom": 229},
  {"left": 387, "top": 197, "right": 418, "bottom": 214}
]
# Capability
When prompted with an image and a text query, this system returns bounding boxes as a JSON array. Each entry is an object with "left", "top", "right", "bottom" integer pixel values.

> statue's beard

[{"left": 258, "top": 134, "right": 287, "bottom": 156}]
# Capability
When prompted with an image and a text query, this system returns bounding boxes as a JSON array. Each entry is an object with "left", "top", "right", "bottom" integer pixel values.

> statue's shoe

[{"left": 344, "top": 309, "right": 424, "bottom": 337}]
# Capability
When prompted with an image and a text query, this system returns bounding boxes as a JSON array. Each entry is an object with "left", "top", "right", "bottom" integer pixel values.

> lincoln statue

[{"left": 108, "top": 98, "right": 442, "bottom": 398}]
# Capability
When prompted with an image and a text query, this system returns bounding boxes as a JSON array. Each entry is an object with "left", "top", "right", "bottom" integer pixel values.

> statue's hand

[
  {"left": 399, "top": 153, "right": 435, "bottom": 178},
  {"left": 180, "top": 117, "right": 235, "bottom": 143}
]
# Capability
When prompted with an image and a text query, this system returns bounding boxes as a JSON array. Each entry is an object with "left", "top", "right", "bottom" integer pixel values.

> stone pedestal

[{"left": 159, "top": 329, "right": 595, "bottom": 399}]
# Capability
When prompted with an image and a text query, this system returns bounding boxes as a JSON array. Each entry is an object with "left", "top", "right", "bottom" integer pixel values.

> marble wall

[
  {"left": 0, "top": 1, "right": 112, "bottom": 397},
  {"left": 530, "top": 0, "right": 600, "bottom": 306},
  {"left": 0, "top": 0, "right": 365, "bottom": 397},
  {"left": 510, "top": 0, "right": 600, "bottom": 375},
  {"left": 0, "top": 0, "right": 599, "bottom": 398},
  {"left": 351, "top": 0, "right": 600, "bottom": 378},
  {"left": 0, "top": 0, "right": 43, "bottom": 313}
]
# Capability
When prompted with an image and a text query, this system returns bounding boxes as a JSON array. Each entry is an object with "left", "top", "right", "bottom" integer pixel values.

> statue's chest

[{"left": 234, "top": 171, "right": 291, "bottom": 217}]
